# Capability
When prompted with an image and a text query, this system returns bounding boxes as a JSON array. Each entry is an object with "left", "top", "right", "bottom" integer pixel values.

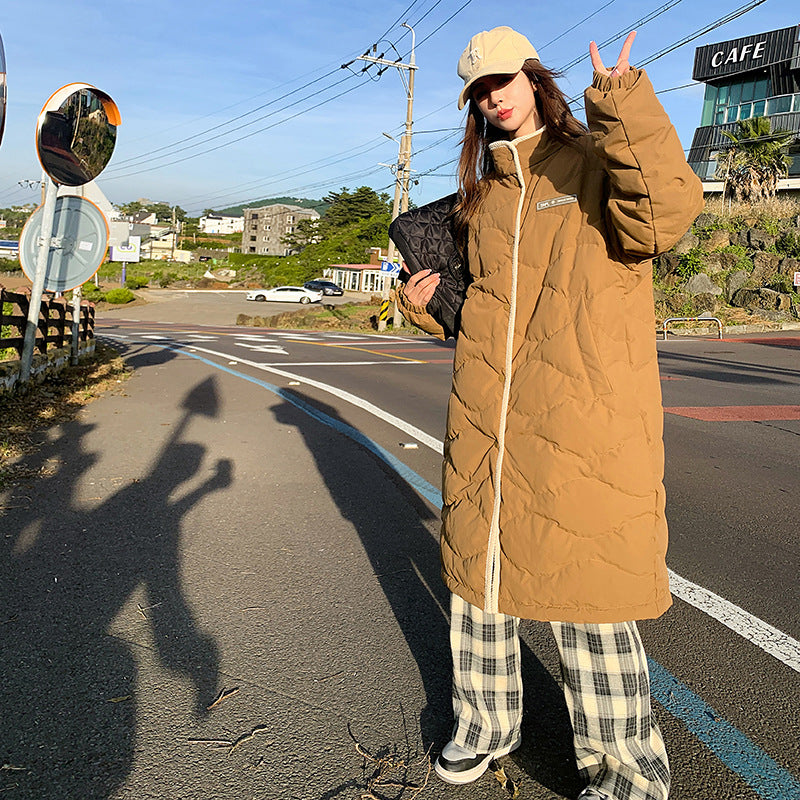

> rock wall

[{"left": 654, "top": 208, "right": 800, "bottom": 323}]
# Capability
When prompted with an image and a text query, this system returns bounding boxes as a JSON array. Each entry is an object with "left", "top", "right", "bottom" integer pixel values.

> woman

[{"left": 397, "top": 26, "right": 703, "bottom": 800}]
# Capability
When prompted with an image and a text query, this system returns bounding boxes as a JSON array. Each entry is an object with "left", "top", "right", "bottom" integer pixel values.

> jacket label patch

[{"left": 536, "top": 195, "right": 578, "bottom": 211}]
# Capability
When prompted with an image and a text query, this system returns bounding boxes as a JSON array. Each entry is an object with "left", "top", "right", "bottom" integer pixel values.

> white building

[{"left": 199, "top": 214, "right": 245, "bottom": 234}]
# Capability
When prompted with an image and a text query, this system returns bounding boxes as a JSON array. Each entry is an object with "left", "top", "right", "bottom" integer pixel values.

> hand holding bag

[{"left": 388, "top": 193, "right": 470, "bottom": 339}]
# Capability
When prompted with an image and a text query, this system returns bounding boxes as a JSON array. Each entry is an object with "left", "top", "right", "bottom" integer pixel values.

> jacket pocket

[{"left": 573, "top": 295, "right": 614, "bottom": 396}]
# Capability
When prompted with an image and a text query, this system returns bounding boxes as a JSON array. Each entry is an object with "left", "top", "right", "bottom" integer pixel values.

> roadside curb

[{"left": 659, "top": 321, "right": 800, "bottom": 337}]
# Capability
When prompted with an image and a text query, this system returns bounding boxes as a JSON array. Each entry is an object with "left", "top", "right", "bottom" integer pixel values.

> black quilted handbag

[{"left": 388, "top": 193, "right": 469, "bottom": 339}]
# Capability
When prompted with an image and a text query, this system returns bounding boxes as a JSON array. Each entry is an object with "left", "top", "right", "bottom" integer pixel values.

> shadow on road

[
  {"left": 659, "top": 347, "right": 800, "bottom": 384},
  {"left": 0, "top": 361, "right": 226, "bottom": 799},
  {"left": 270, "top": 390, "right": 582, "bottom": 798}
]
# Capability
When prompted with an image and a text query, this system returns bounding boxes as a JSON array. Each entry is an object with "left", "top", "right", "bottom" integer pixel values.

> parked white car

[{"left": 246, "top": 286, "right": 323, "bottom": 304}]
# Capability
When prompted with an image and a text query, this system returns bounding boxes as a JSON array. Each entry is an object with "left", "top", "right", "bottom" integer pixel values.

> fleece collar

[{"left": 489, "top": 126, "right": 561, "bottom": 178}]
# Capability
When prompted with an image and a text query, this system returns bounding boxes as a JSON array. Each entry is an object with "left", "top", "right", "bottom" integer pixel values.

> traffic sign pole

[
  {"left": 70, "top": 285, "right": 82, "bottom": 365},
  {"left": 20, "top": 172, "right": 57, "bottom": 383}
]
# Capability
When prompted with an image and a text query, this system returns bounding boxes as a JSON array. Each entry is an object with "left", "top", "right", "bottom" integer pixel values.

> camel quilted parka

[{"left": 403, "top": 69, "right": 703, "bottom": 622}]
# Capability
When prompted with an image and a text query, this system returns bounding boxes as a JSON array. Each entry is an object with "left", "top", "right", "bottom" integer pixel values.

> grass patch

[
  {"left": 0, "top": 342, "right": 131, "bottom": 490},
  {"left": 703, "top": 196, "right": 800, "bottom": 232}
]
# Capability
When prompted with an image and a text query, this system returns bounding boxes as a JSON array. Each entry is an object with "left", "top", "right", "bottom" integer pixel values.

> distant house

[
  {"left": 0, "top": 239, "right": 19, "bottom": 258},
  {"left": 325, "top": 264, "right": 400, "bottom": 294},
  {"left": 323, "top": 245, "right": 404, "bottom": 293},
  {"left": 131, "top": 210, "right": 158, "bottom": 226},
  {"left": 242, "top": 203, "right": 320, "bottom": 256},
  {"left": 199, "top": 214, "right": 244, "bottom": 235}
]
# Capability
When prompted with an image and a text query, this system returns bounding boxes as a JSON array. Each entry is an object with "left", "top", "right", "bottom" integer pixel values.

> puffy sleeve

[
  {"left": 396, "top": 284, "right": 447, "bottom": 339},
  {"left": 584, "top": 68, "right": 704, "bottom": 260}
]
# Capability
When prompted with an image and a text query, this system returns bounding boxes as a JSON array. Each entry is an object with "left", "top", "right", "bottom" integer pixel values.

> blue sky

[{"left": 0, "top": 0, "right": 793, "bottom": 216}]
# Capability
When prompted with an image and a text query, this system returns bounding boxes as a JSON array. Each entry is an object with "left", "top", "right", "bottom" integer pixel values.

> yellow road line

[{"left": 280, "top": 339, "right": 425, "bottom": 363}]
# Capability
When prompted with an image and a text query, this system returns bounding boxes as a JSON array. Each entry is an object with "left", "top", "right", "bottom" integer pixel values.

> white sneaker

[{"left": 434, "top": 736, "right": 521, "bottom": 784}]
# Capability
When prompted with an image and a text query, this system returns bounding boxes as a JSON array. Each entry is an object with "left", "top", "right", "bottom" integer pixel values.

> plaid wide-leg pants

[{"left": 449, "top": 594, "right": 670, "bottom": 800}]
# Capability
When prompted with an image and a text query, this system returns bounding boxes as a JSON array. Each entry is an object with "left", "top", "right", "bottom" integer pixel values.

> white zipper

[{"left": 484, "top": 142, "right": 527, "bottom": 614}]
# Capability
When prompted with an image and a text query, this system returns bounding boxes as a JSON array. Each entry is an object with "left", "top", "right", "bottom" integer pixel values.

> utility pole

[
  {"left": 171, "top": 205, "right": 177, "bottom": 261},
  {"left": 357, "top": 22, "right": 417, "bottom": 331}
]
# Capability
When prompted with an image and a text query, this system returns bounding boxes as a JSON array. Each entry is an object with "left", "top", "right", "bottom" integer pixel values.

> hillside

[{"left": 217, "top": 196, "right": 329, "bottom": 217}]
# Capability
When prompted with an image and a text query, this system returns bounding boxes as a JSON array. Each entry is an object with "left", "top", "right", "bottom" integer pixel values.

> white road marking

[
  {"left": 180, "top": 344, "right": 443, "bottom": 452},
  {"left": 235, "top": 335, "right": 277, "bottom": 342},
  {"left": 138, "top": 334, "right": 171, "bottom": 340},
  {"left": 235, "top": 343, "right": 289, "bottom": 354},
  {"left": 184, "top": 335, "right": 218, "bottom": 341},
  {"left": 668, "top": 571, "right": 800, "bottom": 673},
  {"left": 243, "top": 361, "right": 420, "bottom": 366},
  {"left": 269, "top": 332, "right": 318, "bottom": 340}
]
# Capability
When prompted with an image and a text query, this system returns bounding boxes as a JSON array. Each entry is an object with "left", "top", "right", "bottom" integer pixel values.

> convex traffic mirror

[
  {"left": 36, "top": 83, "right": 120, "bottom": 186},
  {"left": 0, "top": 32, "right": 6, "bottom": 147}
]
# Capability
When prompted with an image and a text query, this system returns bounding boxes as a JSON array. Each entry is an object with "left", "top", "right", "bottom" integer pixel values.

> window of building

[
  {"left": 251, "top": 214, "right": 258, "bottom": 220},
  {"left": 250, "top": 236, "right": 256, "bottom": 242},
  {"left": 249, "top": 247, "right": 256, "bottom": 253},
  {"left": 703, "top": 75, "right": 773, "bottom": 126}
]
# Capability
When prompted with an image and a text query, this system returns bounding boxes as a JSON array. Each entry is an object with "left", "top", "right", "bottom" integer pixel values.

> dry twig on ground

[{"left": 353, "top": 739, "right": 432, "bottom": 799}]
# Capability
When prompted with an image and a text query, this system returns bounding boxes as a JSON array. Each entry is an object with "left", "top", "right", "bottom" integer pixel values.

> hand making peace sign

[{"left": 590, "top": 31, "right": 636, "bottom": 77}]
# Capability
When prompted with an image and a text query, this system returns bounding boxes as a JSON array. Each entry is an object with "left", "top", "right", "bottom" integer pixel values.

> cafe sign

[{"left": 693, "top": 25, "right": 799, "bottom": 82}]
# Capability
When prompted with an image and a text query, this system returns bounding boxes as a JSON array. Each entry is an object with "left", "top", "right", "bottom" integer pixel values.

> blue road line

[
  {"left": 648, "top": 660, "right": 800, "bottom": 800},
  {"left": 161, "top": 344, "right": 800, "bottom": 799}
]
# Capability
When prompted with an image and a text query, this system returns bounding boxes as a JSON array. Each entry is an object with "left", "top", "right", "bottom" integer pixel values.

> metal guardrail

[{"left": 662, "top": 316, "right": 723, "bottom": 340}]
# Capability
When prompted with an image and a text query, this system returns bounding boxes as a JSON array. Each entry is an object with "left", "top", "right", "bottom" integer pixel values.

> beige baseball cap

[{"left": 457, "top": 26, "right": 539, "bottom": 110}]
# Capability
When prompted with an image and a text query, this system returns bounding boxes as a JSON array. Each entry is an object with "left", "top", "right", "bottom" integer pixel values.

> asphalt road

[{"left": 1, "top": 295, "right": 798, "bottom": 800}]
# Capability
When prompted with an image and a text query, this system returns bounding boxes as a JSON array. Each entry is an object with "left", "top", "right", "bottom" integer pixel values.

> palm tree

[{"left": 715, "top": 116, "right": 795, "bottom": 203}]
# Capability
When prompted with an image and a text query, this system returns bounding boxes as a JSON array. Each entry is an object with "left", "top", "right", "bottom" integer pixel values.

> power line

[
  {"left": 637, "top": 0, "right": 769, "bottom": 68},
  {"left": 105, "top": 80, "right": 368, "bottom": 182},
  {"left": 180, "top": 136, "right": 395, "bottom": 213},
  {"left": 557, "top": 0, "right": 684, "bottom": 73},
  {"left": 567, "top": 0, "right": 772, "bottom": 109},
  {"left": 111, "top": 1, "right": 450, "bottom": 173},
  {"left": 405, "top": 0, "right": 476, "bottom": 53},
  {"left": 373, "top": 0, "right": 429, "bottom": 45},
  {"left": 539, "top": 0, "right": 620, "bottom": 52},
  {"left": 109, "top": 69, "right": 352, "bottom": 169},
  {"left": 179, "top": 123, "right": 461, "bottom": 214},
  {"left": 105, "top": 72, "right": 358, "bottom": 176}
]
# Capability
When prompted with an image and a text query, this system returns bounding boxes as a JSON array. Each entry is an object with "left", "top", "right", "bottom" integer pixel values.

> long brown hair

[{"left": 453, "top": 59, "right": 587, "bottom": 247}]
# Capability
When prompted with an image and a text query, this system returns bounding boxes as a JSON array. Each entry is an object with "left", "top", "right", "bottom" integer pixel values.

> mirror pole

[{"left": 20, "top": 172, "right": 58, "bottom": 383}]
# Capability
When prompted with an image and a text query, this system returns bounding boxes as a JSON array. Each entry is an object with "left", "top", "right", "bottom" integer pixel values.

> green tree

[
  {"left": 282, "top": 217, "right": 322, "bottom": 252},
  {"left": 270, "top": 187, "right": 391, "bottom": 280},
  {"left": 118, "top": 201, "right": 185, "bottom": 223},
  {"left": 280, "top": 186, "right": 391, "bottom": 262},
  {"left": 715, "top": 117, "right": 794, "bottom": 203},
  {"left": 320, "top": 187, "right": 391, "bottom": 230},
  {"left": 118, "top": 200, "right": 145, "bottom": 217}
]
